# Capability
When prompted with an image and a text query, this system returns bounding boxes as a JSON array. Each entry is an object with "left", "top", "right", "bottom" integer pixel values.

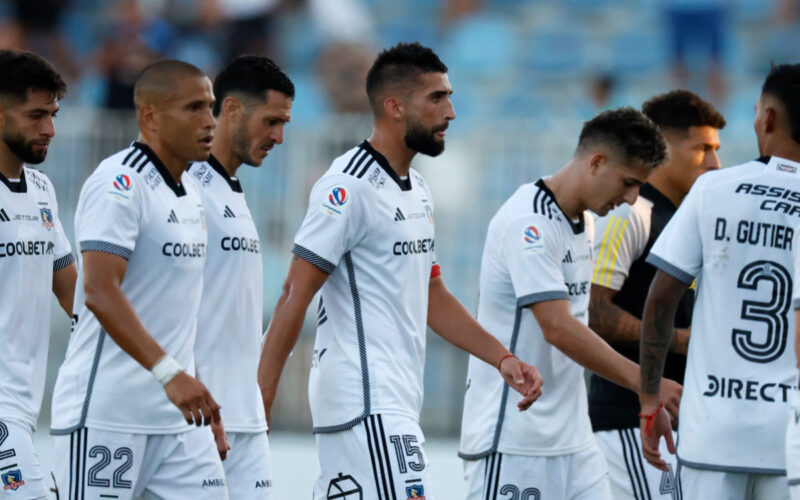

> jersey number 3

[{"left": 732, "top": 260, "right": 792, "bottom": 363}]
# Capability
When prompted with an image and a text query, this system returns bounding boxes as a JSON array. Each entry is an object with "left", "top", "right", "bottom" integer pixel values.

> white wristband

[{"left": 151, "top": 355, "right": 184, "bottom": 386}]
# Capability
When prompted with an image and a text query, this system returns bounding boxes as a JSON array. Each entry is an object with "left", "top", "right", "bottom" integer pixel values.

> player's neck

[
  {"left": 544, "top": 167, "right": 584, "bottom": 220},
  {"left": 367, "top": 129, "right": 414, "bottom": 178},
  {"left": 137, "top": 136, "right": 190, "bottom": 184},
  {"left": 0, "top": 142, "right": 24, "bottom": 180},
  {"left": 765, "top": 141, "right": 800, "bottom": 164},
  {"left": 647, "top": 167, "right": 684, "bottom": 207},
  {"left": 210, "top": 143, "right": 241, "bottom": 178}
]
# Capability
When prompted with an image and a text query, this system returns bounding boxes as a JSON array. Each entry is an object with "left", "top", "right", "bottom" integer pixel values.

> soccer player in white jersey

[
  {"left": 641, "top": 64, "right": 800, "bottom": 500},
  {"left": 589, "top": 90, "right": 724, "bottom": 500},
  {"left": 790, "top": 229, "right": 800, "bottom": 500},
  {"left": 189, "top": 55, "right": 293, "bottom": 499},
  {"left": 257, "top": 42, "right": 543, "bottom": 500},
  {"left": 460, "top": 108, "right": 683, "bottom": 500},
  {"left": 0, "top": 49, "right": 76, "bottom": 499},
  {"left": 50, "top": 60, "right": 228, "bottom": 499}
]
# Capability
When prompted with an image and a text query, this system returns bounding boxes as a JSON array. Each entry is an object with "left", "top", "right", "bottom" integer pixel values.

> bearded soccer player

[
  {"left": 0, "top": 49, "right": 76, "bottom": 500},
  {"left": 50, "top": 60, "right": 228, "bottom": 499},
  {"left": 189, "top": 55, "right": 293, "bottom": 499},
  {"left": 257, "top": 42, "right": 542, "bottom": 500},
  {"left": 589, "top": 90, "right": 724, "bottom": 500},
  {"left": 459, "top": 108, "right": 683, "bottom": 500},
  {"left": 641, "top": 64, "right": 800, "bottom": 500}
]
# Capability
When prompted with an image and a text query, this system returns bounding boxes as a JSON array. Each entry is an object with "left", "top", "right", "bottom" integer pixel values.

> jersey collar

[
  {"left": 0, "top": 167, "right": 27, "bottom": 193},
  {"left": 535, "top": 178, "right": 584, "bottom": 234},
  {"left": 360, "top": 140, "right": 412, "bottom": 191},
  {"left": 205, "top": 154, "right": 243, "bottom": 193},
  {"left": 132, "top": 142, "right": 187, "bottom": 197},
  {"left": 640, "top": 183, "right": 677, "bottom": 210}
]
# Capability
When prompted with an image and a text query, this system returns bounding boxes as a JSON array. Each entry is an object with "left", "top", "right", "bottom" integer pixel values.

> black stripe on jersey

[
  {"left": 131, "top": 142, "right": 186, "bottom": 197},
  {"left": 346, "top": 252, "right": 371, "bottom": 416},
  {"left": 78, "top": 332, "right": 107, "bottom": 430},
  {"left": 367, "top": 416, "right": 394, "bottom": 500},
  {"left": 364, "top": 418, "right": 384, "bottom": 500},
  {"left": 343, "top": 148, "right": 367, "bottom": 175},
  {"left": 349, "top": 150, "right": 370, "bottom": 177},
  {"left": 0, "top": 208, "right": 9, "bottom": 221},
  {"left": 484, "top": 452, "right": 503, "bottom": 500},
  {"left": 128, "top": 150, "right": 146, "bottom": 170},
  {"left": 356, "top": 158, "right": 376, "bottom": 179},
  {"left": 121, "top": 148, "right": 137, "bottom": 166},
  {"left": 207, "top": 154, "right": 243, "bottom": 193},
  {"left": 483, "top": 453, "right": 495, "bottom": 500},
  {"left": 629, "top": 428, "right": 652, "bottom": 497},
  {"left": 377, "top": 416, "right": 398, "bottom": 499},
  {"left": 136, "top": 160, "right": 150, "bottom": 174},
  {"left": 54, "top": 253, "right": 76, "bottom": 272},
  {"left": 620, "top": 429, "right": 647, "bottom": 500}
]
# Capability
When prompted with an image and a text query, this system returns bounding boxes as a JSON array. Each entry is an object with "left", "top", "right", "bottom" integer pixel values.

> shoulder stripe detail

[
  {"left": 645, "top": 254, "right": 694, "bottom": 285},
  {"left": 292, "top": 244, "right": 335, "bottom": 274},
  {"left": 343, "top": 148, "right": 367, "bottom": 175},
  {"left": 517, "top": 291, "right": 569, "bottom": 307},
  {"left": 356, "top": 158, "right": 376, "bottom": 179},
  {"left": 80, "top": 240, "right": 133, "bottom": 260},
  {"left": 532, "top": 189, "right": 555, "bottom": 219},
  {"left": 121, "top": 148, "right": 137, "bottom": 165},
  {"left": 128, "top": 150, "right": 146, "bottom": 169},
  {"left": 594, "top": 217, "right": 628, "bottom": 287},
  {"left": 136, "top": 159, "right": 150, "bottom": 174},
  {"left": 54, "top": 253, "right": 75, "bottom": 272},
  {"left": 347, "top": 150, "right": 370, "bottom": 177}
]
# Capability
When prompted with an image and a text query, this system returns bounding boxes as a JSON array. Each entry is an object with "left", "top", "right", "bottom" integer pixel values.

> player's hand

[
  {"left": 660, "top": 378, "right": 682, "bottom": 426},
  {"left": 260, "top": 390, "right": 274, "bottom": 432},
  {"left": 164, "top": 372, "right": 221, "bottom": 426},
  {"left": 670, "top": 328, "right": 690, "bottom": 356},
  {"left": 211, "top": 418, "right": 231, "bottom": 460},
  {"left": 640, "top": 405, "right": 675, "bottom": 471},
  {"left": 499, "top": 357, "right": 543, "bottom": 411}
]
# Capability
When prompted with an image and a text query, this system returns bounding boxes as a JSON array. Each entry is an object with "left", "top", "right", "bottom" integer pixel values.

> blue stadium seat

[
  {"left": 440, "top": 15, "right": 518, "bottom": 80},
  {"left": 525, "top": 30, "right": 588, "bottom": 78},
  {"left": 610, "top": 30, "right": 668, "bottom": 75},
  {"left": 287, "top": 73, "right": 331, "bottom": 124}
]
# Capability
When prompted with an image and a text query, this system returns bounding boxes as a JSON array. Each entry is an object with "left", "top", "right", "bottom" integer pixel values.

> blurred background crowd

[{"left": 6, "top": 0, "right": 799, "bottom": 435}]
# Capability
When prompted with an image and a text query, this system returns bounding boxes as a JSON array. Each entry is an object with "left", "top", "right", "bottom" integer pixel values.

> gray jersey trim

[
  {"left": 789, "top": 478, "right": 800, "bottom": 486},
  {"left": 645, "top": 254, "right": 694, "bottom": 285},
  {"left": 459, "top": 305, "right": 525, "bottom": 460},
  {"left": 679, "top": 456, "right": 785, "bottom": 476},
  {"left": 53, "top": 253, "right": 75, "bottom": 272},
  {"left": 517, "top": 290, "right": 569, "bottom": 308},
  {"left": 50, "top": 330, "right": 107, "bottom": 435},
  {"left": 80, "top": 240, "right": 133, "bottom": 261},
  {"left": 292, "top": 244, "right": 336, "bottom": 274},
  {"left": 794, "top": 298, "right": 800, "bottom": 310},
  {"left": 313, "top": 251, "right": 371, "bottom": 434}
]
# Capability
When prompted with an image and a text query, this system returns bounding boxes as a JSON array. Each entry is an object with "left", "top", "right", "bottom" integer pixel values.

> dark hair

[
  {"left": 577, "top": 107, "right": 668, "bottom": 168},
  {"left": 0, "top": 49, "right": 66, "bottom": 103},
  {"left": 365, "top": 42, "right": 447, "bottom": 114},
  {"left": 761, "top": 63, "right": 800, "bottom": 143},
  {"left": 642, "top": 90, "right": 726, "bottom": 132},
  {"left": 212, "top": 55, "right": 295, "bottom": 116}
]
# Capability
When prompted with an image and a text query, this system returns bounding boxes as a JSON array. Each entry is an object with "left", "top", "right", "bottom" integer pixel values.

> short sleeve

[
  {"left": 793, "top": 230, "right": 800, "bottom": 309},
  {"left": 49, "top": 190, "right": 74, "bottom": 271},
  {"left": 501, "top": 215, "right": 568, "bottom": 307},
  {"left": 292, "top": 177, "right": 371, "bottom": 273},
  {"left": 77, "top": 170, "right": 143, "bottom": 260},
  {"left": 646, "top": 183, "right": 703, "bottom": 285},
  {"left": 592, "top": 205, "right": 647, "bottom": 290}
]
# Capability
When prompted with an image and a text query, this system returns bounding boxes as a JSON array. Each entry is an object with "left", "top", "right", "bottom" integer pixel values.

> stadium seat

[{"left": 440, "top": 14, "right": 518, "bottom": 80}]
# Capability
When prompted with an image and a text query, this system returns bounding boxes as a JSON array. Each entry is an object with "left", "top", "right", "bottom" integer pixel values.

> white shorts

[
  {"left": 679, "top": 466, "right": 788, "bottom": 500},
  {"left": 223, "top": 432, "right": 272, "bottom": 499},
  {"left": 786, "top": 403, "right": 800, "bottom": 500},
  {"left": 462, "top": 442, "right": 612, "bottom": 500},
  {"left": 52, "top": 426, "right": 228, "bottom": 500},
  {"left": 0, "top": 419, "right": 49, "bottom": 499},
  {"left": 594, "top": 427, "right": 682, "bottom": 500},
  {"left": 313, "top": 414, "right": 434, "bottom": 500}
]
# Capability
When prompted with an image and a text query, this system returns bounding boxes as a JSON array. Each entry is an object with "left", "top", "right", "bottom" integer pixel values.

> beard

[
  {"left": 232, "top": 121, "right": 260, "bottom": 168},
  {"left": 3, "top": 128, "right": 47, "bottom": 164},
  {"left": 404, "top": 118, "right": 446, "bottom": 157}
]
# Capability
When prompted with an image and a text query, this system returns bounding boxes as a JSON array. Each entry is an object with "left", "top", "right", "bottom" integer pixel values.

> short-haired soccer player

[
  {"left": 257, "top": 42, "right": 543, "bottom": 500},
  {"left": 0, "top": 49, "right": 76, "bottom": 500},
  {"left": 459, "top": 108, "right": 682, "bottom": 500},
  {"left": 189, "top": 55, "right": 294, "bottom": 499},
  {"left": 50, "top": 60, "right": 228, "bottom": 499},
  {"left": 589, "top": 90, "right": 725, "bottom": 500},
  {"left": 642, "top": 64, "right": 800, "bottom": 500}
]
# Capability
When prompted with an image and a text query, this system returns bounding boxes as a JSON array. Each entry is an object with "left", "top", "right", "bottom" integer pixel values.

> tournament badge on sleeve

[
  {"left": 1, "top": 469, "right": 25, "bottom": 491},
  {"left": 322, "top": 186, "right": 349, "bottom": 218},
  {"left": 523, "top": 225, "right": 545, "bottom": 255},
  {"left": 326, "top": 473, "right": 362, "bottom": 499}
]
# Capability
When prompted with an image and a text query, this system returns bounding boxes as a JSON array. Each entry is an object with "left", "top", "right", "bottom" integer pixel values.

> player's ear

[
  {"left": 588, "top": 152, "right": 606, "bottom": 174},
  {"left": 384, "top": 96, "right": 404, "bottom": 120},
  {"left": 137, "top": 104, "right": 159, "bottom": 134},
  {"left": 764, "top": 106, "right": 777, "bottom": 134},
  {"left": 222, "top": 96, "right": 241, "bottom": 121}
]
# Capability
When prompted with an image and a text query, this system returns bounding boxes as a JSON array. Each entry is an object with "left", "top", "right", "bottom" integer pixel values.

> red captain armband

[
  {"left": 638, "top": 401, "right": 663, "bottom": 436},
  {"left": 430, "top": 264, "right": 441, "bottom": 279}
]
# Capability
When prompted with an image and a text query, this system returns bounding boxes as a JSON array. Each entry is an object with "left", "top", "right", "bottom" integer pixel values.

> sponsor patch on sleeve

[
  {"left": 106, "top": 173, "right": 134, "bottom": 202},
  {"left": 320, "top": 185, "right": 350, "bottom": 218},
  {"left": 522, "top": 224, "right": 545, "bottom": 255}
]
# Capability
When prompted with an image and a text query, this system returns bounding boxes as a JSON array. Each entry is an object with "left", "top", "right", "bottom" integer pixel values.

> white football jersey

[
  {"left": 459, "top": 179, "right": 595, "bottom": 458},
  {"left": 293, "top": 140, "right": 439, "bottom": 432},
  {"left": 794, "top": 228, "right": 800, "bottom": 310},
  {"left": 648, "top": 155, "right": 800, "bottom": 473},
  {"left": 0, "top": 167, "right": 73, "bottom": 429},
  {"left": 188, "top": 156, "right": 266, "bottom": 433},
  {"left": 51, "top": 142, "right": 207, "bottom": 435}
]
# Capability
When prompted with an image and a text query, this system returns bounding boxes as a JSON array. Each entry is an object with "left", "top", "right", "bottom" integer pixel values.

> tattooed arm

[
  {"left": 639, "top": 269, "right": 688, "bottom": 470},
  {"left": 590, "top": 284, "right": 690, "bottom": 354}
]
